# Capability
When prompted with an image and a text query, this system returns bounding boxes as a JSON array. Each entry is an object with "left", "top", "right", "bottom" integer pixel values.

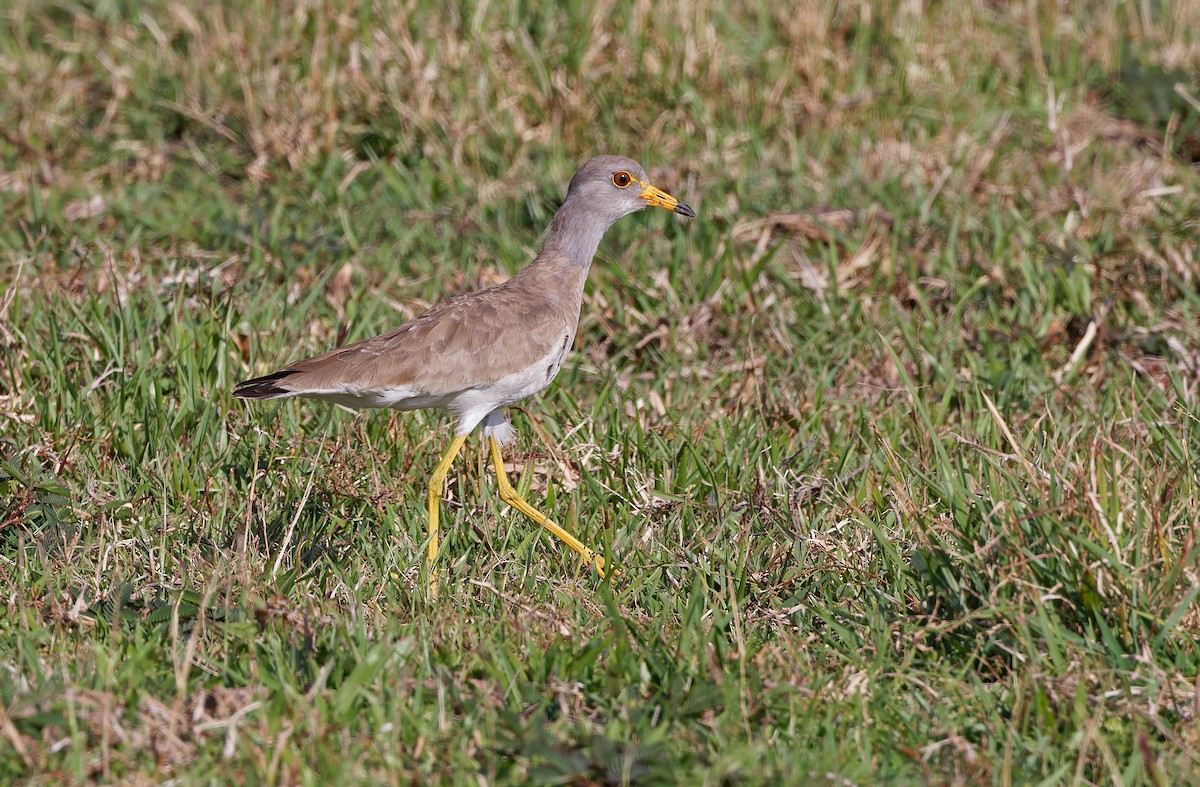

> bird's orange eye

[{"left": 612, "top": 171, "right": 633, "bottom": 188}]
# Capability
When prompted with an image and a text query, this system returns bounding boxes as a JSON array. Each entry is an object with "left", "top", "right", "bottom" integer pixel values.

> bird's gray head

[
  {"left": 564, "top": 155, "right": 696, "bottom": 226},
  {"left": 541, "top": 155, "right": 695, "bottom": 268}
]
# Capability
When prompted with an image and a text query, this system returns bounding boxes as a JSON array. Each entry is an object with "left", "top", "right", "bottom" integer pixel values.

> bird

[{"left": 234, "top": 155, "right": 695, "bottom": 595}]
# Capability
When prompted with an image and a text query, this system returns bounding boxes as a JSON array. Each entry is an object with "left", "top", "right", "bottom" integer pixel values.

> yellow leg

[
  {"left": 427, "top": 433, "right": 468, "bottom": 598},
  {"left": 488, "top": 436, "right": 608, "bottom": 578}
]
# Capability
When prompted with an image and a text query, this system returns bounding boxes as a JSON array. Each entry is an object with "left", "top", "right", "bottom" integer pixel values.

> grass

[{"left": 2, "top": 0, "right": 1200, "bottom": 783}]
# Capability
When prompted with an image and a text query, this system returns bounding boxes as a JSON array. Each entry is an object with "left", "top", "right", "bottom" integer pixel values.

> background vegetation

[{"left": 3, "top": 0, "right": 1200, "bottom": 783}]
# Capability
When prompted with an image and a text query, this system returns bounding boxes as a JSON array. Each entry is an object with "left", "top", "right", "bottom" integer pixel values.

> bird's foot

[{"left": 589, "top": 553, "right": 620, "bottom": 582}]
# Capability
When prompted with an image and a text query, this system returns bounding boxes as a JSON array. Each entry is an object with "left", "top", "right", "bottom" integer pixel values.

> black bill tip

[{"left": 674, "top": 202, "right": 696, "bottom": 219}]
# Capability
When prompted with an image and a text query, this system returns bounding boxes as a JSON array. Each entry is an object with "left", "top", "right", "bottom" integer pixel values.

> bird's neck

[{"left": 537, "top": 197, "right": 614, "bottom": 270}]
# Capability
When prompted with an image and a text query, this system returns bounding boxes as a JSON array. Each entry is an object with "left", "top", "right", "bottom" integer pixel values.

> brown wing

[{"left": 235, "top": 281, "right": 573, "bottom": 399}]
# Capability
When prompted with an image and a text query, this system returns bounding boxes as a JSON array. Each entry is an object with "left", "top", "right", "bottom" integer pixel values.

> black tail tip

[{"left": 234, "top": 370, "right": 296, "bottom": 399}]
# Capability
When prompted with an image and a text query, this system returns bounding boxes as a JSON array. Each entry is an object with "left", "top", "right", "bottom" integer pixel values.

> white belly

[{"left": 441, "top": 338, "right": 573, "bottom": 432}]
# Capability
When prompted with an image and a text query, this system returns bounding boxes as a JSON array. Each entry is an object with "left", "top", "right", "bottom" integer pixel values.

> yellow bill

[{"left": 639, "top": 182, "right": 697, "bottom": 218}]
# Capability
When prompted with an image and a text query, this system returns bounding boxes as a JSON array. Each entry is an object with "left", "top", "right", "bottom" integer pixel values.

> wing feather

[{"left": 235, "top": 281, "right": 573, "bottom": 400}]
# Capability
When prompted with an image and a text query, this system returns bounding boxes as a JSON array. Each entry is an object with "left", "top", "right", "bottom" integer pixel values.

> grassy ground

[{"left": 3, "top": 0, "right": 1200, "bottom": 783}]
